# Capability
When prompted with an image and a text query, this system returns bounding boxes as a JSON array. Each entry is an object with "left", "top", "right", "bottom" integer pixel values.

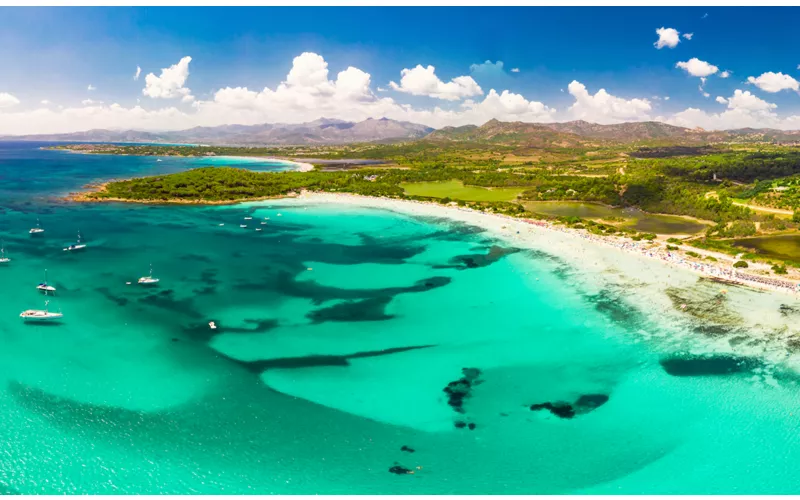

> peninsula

[{"left": 62, "top": 118, "right": 800, "bottom": 289}]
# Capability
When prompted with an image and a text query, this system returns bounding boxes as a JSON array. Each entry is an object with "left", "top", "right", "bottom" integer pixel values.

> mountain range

[
  {"left": 0, "top": 118, "right": 434, "bottom": 146},
  {"left": 4, "top": 117, "right": 800, "bottom": 146}
]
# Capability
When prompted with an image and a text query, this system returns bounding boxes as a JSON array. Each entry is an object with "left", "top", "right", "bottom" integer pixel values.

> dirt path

[
  {"left": 704, "top": 190, "right": 794, "bottom": 215},
  {"left": 731, "top": 201, "right": 793, "bottom": 215}
]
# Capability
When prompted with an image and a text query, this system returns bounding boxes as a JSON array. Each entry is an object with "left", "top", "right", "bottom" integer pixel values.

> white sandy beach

[{"left": 213, "top": 156, "right": 315, "bottom": 172}]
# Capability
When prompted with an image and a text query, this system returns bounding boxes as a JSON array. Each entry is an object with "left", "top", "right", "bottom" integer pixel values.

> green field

[{"left": 400, "top": 179, "right": 524, "bottom": 202}]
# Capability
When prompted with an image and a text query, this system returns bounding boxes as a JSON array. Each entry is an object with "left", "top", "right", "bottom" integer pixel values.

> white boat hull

[
  {"left": 63, "top": 244, "right": 87, "bottom": 251},
  {"left": 20, "top": 312, "right": 63, "bottom": 321}
]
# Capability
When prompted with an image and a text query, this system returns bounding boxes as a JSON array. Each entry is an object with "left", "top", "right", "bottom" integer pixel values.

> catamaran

[
  {"left": 20, "top": 298, "right": 63, "bottom": 321},
  {"left": 138, "top": 263, "right": 160, "bottom": 285},
  {"left": 36, "top": 269, "right": 56, "bottom": 292},
  {"left": 29, "top": 218, "right": 44, "bottom": 234},
  {"left": 0, "top": 241, "right": 9, "bottom": 263},
  {"left": 63, "top": 231, "right": 87, "bottom": 252}
]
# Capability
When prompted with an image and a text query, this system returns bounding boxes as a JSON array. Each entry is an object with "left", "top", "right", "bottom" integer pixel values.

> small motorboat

[
  {"left": 156, "top": 159, "right": 163, "bottom": 162},
  {"left": 260, "top": 221, "right": 266, "bottom": 225},
  {"left": 138, "top": 264, "right": 160, "bottom": 285},
  {"left": 244, "top": 216, "right": 253, "bottom": 220},
  {"left": 240, "top": 224, "right": 247, "bottom": 228},
  {"left": 218, "top": 223, "right": 225, "bottom": 226},
  {"left": 256, "top": 228, "right": 262, "bottom": 232},
  {"left": 29, "top": 218, "right": 44, "bottom": 235},
  {"left": 63, "top": 231, "right": 86, "bottom": 252}
]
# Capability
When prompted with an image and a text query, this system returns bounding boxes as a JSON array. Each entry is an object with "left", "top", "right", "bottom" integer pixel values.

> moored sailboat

[
  {"left": 29, "top": 218, "right": 44, "bottom": 235},
  {"left": 36, "top": 269, "right": 56, "bottom": 292},
  {"left": 20, "top": 298, "right": 63, "bottom": 321},
  {"left": 63, "top": 231, "right": 87, "bottom": 252},
  {"left": 0, "top": 241, "right": 9, "bottom": 263},
  {"left": 138, "top": 263, "right": 160, "bottom": 285}
]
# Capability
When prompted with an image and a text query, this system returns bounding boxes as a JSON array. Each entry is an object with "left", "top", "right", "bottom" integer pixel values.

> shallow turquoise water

[{"left": 2, "top": 142, "right": 800, "bottom": 493}]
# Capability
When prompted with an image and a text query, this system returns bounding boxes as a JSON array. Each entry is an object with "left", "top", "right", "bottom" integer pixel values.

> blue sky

[{"left": 2, "top": 7, "right": 800, "bottom": 133}]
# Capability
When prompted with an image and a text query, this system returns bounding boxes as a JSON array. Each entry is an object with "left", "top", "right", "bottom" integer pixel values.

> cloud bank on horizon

[{"left": 3, "top": 17, "right": 800, "bottom": 135}]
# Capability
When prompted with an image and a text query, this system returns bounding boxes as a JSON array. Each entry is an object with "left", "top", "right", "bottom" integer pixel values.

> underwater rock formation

[
  {"left": 443, "top": 367, "right": 482, "bottom": 414},
  {"left": 660, "top": 354, "right": 760, "bottom": 377},
  {"left": 529, "top": 393, "right": 610, "bottom": 419}
]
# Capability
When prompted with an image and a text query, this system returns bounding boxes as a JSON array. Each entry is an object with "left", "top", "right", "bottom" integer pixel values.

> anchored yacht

[
  {"left": 0, "top": 242, "right": 9, "bottom": 263},
  {"left": 29, "top": 219, "right": 44, "bottom": 235},
  {"left": 36, "top": 269, "right": 56, "bottom": 292},
  {"left": 63, "top": 231, "right": 87, "bottom": 252},
  {"left": 138, "top": 264, "right": 160, "bottom": 285},
  {"left": 20, "top": 299, "right": 63, "bottom": 321}
]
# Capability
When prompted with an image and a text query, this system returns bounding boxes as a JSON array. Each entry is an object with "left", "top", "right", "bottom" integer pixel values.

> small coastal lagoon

[
  {"left": 4, "top": 142, "right": 800, "bottom": 493},
  {"left": 524, "top": 201, "right": 710, "bottom": 235},
  {"left": 733, "top": 234, "right": 800, "bottom": 262}
]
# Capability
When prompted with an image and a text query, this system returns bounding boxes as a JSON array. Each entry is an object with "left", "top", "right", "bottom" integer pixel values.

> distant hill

[
  {"left": 541, "top": 120, "right": 730, "bottom": 143},
  {"left": 7, "top": 116, "right": 800, "bottom": 147},
  {"left": 427, "top": 119, "right": 590, "bottom": 147},
  {"left": 0, "top": 117, "right": 434, "bottom": 146},
  {"left": 428, "top": 119, "right": 732, "bottom": 145}
]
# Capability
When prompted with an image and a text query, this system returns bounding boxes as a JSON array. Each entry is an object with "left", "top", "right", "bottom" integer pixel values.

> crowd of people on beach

[
  {"left": 515, "top": 216, "right": 800, "bottom": 294},
  {"left": 314, "top": 194, "right": 800, "bottom": 295}
]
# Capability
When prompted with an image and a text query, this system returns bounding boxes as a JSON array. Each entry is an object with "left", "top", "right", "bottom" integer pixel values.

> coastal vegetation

[{"left": 63, "top": 138, "right": 800, "bottom": 271}]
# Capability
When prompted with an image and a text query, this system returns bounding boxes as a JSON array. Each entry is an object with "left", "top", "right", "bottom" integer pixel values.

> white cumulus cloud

[
  {"left": 0, "top": 93, "right": 20, "bottom": 108},
  {"left": 682, "top": 33, "right": 694, "bottom": 40},
  {"left": 87, "top": 84, "right": 96, "bottom": 91},
  {"left": 82, "top": 99, "right": 103, "bottom": 106},
  {"left": 654, "top": 27, "right": 681, "bottom": 49},
  {"left": 668, "top": 89, "right": 780, "bottom": 129},
  {"left": 746, "top": 71, "right": 800, "bottom": 93},
  {"left": 389, "top": 64, "right": 482, "bottom": 101},
  {"left": 566, "top": 81, "right": 651, "bottom": 123},
  {"left": 676, "top": 58, "right": 719, "bottom": 77},
  {"left": 404, "top": 89, "right": 555, "bottom": 128},
  {"left": 134, "top": 66, "right": 141, "bottom": 81},
  {"left": 510, "top": 68, "right": 520, "bottom": 73},
  {"left": 720, "top": 70, "right": 731, "bottom": 78},
  {"left": 40, "top": 100, "right": 50, "bottom": 105},
  {"left": 143, "top": 56, "right": 193, "bottom": 101}
]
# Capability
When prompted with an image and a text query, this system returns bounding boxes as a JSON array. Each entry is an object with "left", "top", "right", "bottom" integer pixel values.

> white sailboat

[
  {"left": 20, "top": 298, "right": 63, "bottom": 322},
  {"left": 0, "top": 241, "right": 9, "bottom": 263},
  {"left": 29, "top": 218, "right": 44, "bottom": 234},
  {"left": 36, "top": 269, "right": 56, "bottom": 292},
  {"left": 63, "top": 231, "right": 87, "bottom": 252},
  {"left": 138, "top": 263, "right": 160, "bottom": 285}
]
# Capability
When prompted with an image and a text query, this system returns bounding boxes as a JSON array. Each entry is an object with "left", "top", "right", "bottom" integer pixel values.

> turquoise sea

[{"left": 2, "top": 142, "right": 800, "bottom": 494}]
